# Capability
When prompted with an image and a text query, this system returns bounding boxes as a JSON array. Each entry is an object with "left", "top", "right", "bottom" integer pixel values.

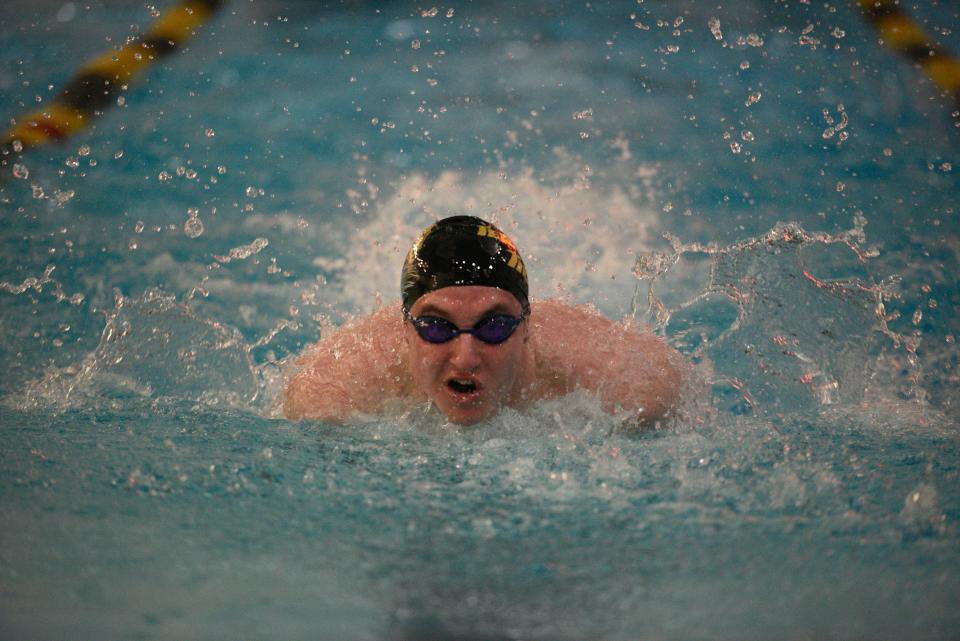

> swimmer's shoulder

[{"left": 526, "top": 299, "right": 611, "bottom": 391}]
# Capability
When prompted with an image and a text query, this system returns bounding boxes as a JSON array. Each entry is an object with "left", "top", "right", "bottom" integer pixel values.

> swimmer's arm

[
  {"left": 531, "top": 300, "right": 683, "bottom": 427},
  {"left": 283, "top": 306, "right": 409, "bottom": 422}
]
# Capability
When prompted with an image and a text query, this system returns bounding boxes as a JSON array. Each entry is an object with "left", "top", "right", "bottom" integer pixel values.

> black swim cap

[{"left": 401, "top": 216, "right": 529, "bottom": 313}]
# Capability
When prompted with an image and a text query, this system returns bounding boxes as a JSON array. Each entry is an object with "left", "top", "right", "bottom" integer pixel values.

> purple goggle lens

[{"left": 409, "top": 314, "right": 524, "bottom": 345}]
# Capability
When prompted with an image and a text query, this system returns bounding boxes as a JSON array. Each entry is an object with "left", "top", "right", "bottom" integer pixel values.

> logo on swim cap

[{"left": 401, "top": 216, "right": 529, "bottom": 312}]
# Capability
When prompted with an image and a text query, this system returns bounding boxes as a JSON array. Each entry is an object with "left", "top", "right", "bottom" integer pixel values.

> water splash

[
  {"left": 632, "top": 219, "right": 924, "bottom": 419},
  {"left": 0, "top": 264, "right": 85, "bottom": 305},
  {"left": 11, "top": 289, "right": 259, "bottom": 413},
  {"left": 322, "top": 166, "right": 662, "bottom": 318}
]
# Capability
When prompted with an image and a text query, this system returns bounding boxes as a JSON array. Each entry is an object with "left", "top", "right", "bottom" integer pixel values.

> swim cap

[{"left": 401, "top": 216, "right": 529, "bottom": 313}]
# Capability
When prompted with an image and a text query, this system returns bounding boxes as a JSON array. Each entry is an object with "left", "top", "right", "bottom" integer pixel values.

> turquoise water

[{"left": 1, "top": 1, "right": 958, "bottom": 639}]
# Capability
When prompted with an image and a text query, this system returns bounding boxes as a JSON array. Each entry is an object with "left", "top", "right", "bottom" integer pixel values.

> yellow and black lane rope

[
  {"left": 856, "top": 0, "right": 960, "bottom": 122},
  {"left": 1, "top": 0, "right": 224, "bottom": 173}
]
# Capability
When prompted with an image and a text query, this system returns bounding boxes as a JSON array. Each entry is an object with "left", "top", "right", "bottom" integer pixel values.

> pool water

[{"left": 1, "top": 1, "right": 958, "bottom": 639}]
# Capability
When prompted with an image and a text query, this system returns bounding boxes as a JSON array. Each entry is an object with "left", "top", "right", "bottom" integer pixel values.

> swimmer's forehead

[{"left": 410, "top": 286, "right": 523, "bottom": 317}]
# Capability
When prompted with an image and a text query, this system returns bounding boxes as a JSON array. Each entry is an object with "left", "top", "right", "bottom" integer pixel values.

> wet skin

[
  {"left": 283, "top": 288, "right": 683, "bottom": 426},
  {"left": 404, "top": 286, "right": 533, "bottom": 425}
]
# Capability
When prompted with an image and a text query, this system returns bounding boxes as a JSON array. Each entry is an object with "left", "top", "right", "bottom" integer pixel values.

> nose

[{"left": 448, "top": 334, "right": 482, "bottom": 371}]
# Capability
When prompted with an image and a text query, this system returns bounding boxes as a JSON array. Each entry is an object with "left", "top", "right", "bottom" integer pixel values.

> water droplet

[
  {"left": 31, "top": 184, "right": 45, "bottom": 199},
  {"left": 78, "top": 144, "right": 90, "bottom": 156},
  {"left": 708, "top": 17, "right": 723, "bottom": 41},
  {"left": 741, "top": 130, "right": 755, "bottom": 142},
  {"left": 116, "top": 95, "right": 126, "bottom": 106},
  {"left": 205, "top": 128, "right": 215, "bottom": 137},
  {"left": 421, "top": 7, "right": 438, "bottom": 17},
  {"left": 411, "top": 39, "right": 421, "bottom": 50},
  {"left": 245, "top": 186, "right": 259, "bottom": 198},
  {"left": 883, "top": 148, "right": 893, "bottom": 157},
  {"left": 56, "top": 2, "right": 76, "bottom": 22},
  {"left": 12, "top": 163, "right": 29, "bottom": 179},
  {"left": 65, "top": 157, "right": 79, "bottom": 168},
  {"left": 158, "top": 171, "right": 171, "bottom": 182},
  {"left": 134, "top": 221, "right": 145, "bottom": 233},
  {"left": 729, "top": 142, "right": 742, "bottom": 154},
  {"left": 114, "top": 149, "right": 124, "bottom": 159},
  {"left": 835, "top": 182, "right": 845, "bottom": 192},
  {"left": 745, "top": 91, "right": 762, "bottom": 107},
  {"left": 940, "top": 162, "right": 952, "bottom": 172},
  {"left": 217, "top": 165, "right": 227, "bottom": 174},
  {"left": 53, "top": 189, "right": 75, "bottom": 206},
  {"left": 831, "top": 26, "right": 845, "bottom": 38},
  {"left": 12, "top": 140, "right": 23, "bottom": 152},
  {"left": 739, "top": 60, "right": 750, "bottom": 70},
  {"left": 185, "top": 169, "right": 197, "bottom": 180},
  {"left": 446, "top": 8, "right": 454, "bottom": 17},
  {"left": 184, "top": 214, "right": 204, "bottom": 239},
  {"left": 572, "top": 108, "right": 593, "bottom": 121}
]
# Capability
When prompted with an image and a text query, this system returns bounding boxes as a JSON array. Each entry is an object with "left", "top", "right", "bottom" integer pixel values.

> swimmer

[{"left": 284, "top": 215, "right": 684, "bottom": 426}]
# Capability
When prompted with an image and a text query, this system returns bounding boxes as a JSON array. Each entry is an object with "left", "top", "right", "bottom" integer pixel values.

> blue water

[{"left": 1, "top": 1, "right": 958, "bottom": 639}]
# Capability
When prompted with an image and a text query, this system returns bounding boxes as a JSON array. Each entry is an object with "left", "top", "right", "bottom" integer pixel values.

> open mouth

[{"left": 447, "top": 378, "right": 478, "bottom": 394}]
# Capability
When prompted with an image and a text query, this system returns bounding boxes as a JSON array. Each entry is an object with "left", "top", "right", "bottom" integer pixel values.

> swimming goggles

[{"left": 405, "top": 312, "right": 525, "bottom": 345}]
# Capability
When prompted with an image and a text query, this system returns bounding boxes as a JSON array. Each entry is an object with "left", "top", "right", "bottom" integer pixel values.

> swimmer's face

[{"left": 404, "top": 286, "right": 528, "bottom": 425}]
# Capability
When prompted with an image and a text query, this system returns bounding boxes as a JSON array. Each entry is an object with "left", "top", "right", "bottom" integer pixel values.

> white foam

[{"left": 329, "top": 165, "right": 664, "bottom": 318}]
